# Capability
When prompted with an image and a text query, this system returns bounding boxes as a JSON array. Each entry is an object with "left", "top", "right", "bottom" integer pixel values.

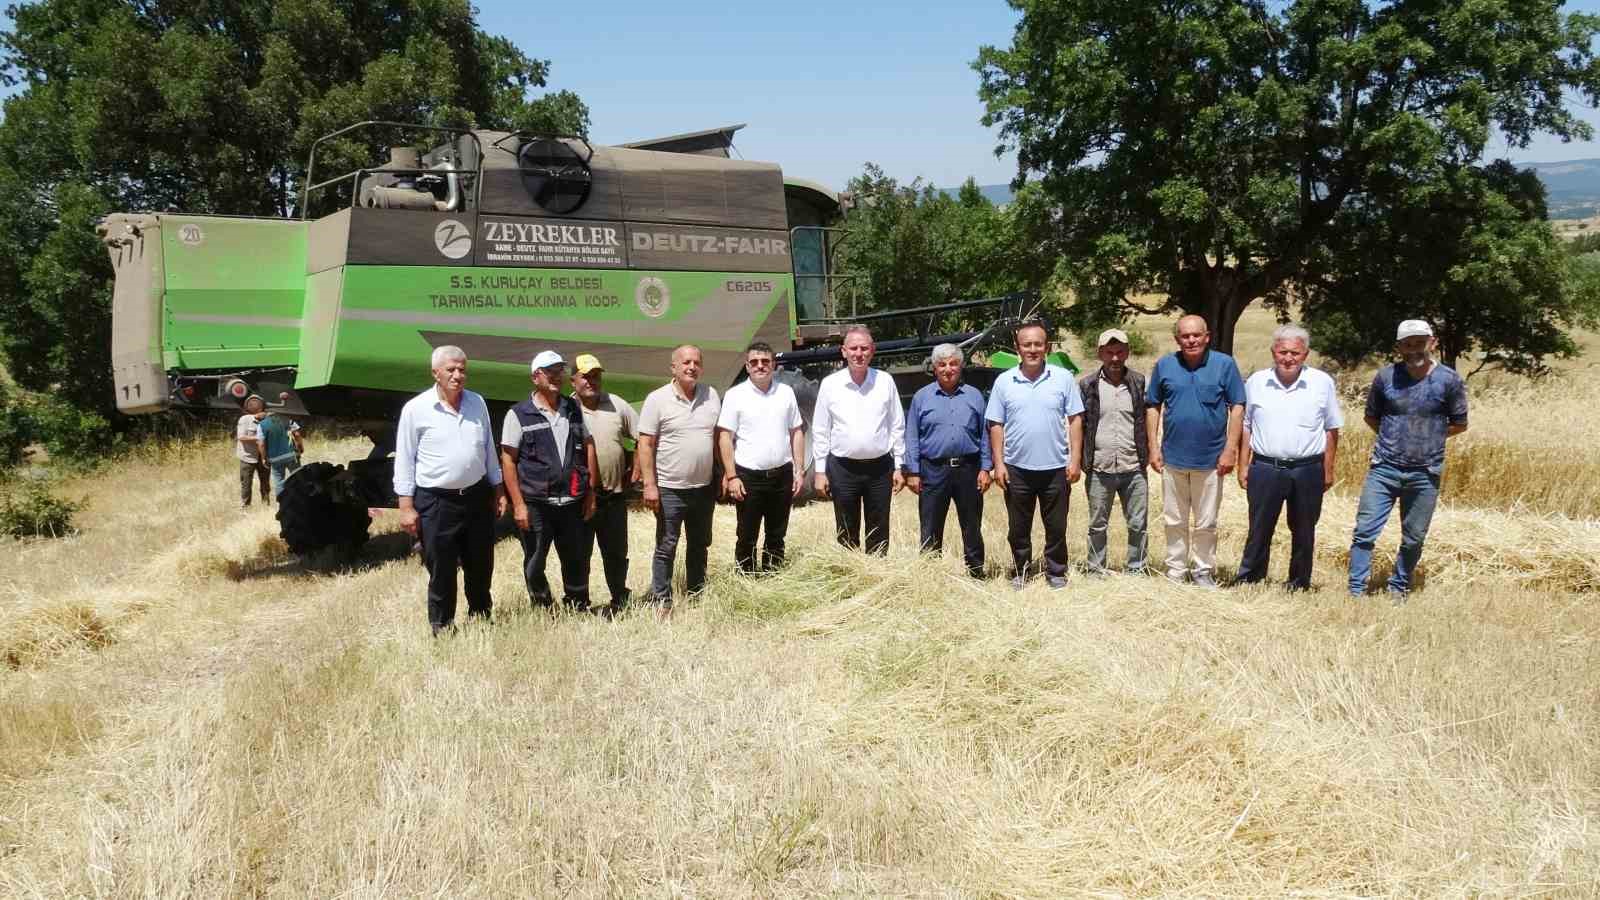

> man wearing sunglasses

[{"left": 716, "top": 342, "right": 805, "bottom": 573}]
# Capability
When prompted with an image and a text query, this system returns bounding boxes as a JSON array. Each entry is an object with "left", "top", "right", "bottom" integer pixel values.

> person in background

[
  {"left": 904, "top": 343, "right": 990, "bottom": 578},
  {"left": 257, "top": 405, "right": 304, "bottom": 498},
  {"left": 500, "top": 351, "right": 597, "bottom": 614},
  {"left": 1145, "top": 315, "right": 1246, "bottom": 588},
  {"left": 394, "top": 345, "right": 507, "bottom": 635},
  {"left": 572, "top": 353, "right": 638, "bottom": 614},
  {"left": 811, "top": 325, "right": 906, "bottom": 555},
  {"left": 986, "top": 321, "right": 1085, "bottom": 589},
  {"left": 1077, "top": 329, "right": 1150, "bottom": 576},
  {"left": 1234, "top": 325, "right": 1342, "bottom": 591},
  {"left": 717, "top": 341, "right": 805, "bottom": 574},
  {"left": 235, "top": 394, "right": 269, "bottom": 509},
  {"left": 637, "top": 344, "right": 721, "bottom": 615},
  {"left": 1347, "top": 319, "right": 1468, "bottom": 600}
]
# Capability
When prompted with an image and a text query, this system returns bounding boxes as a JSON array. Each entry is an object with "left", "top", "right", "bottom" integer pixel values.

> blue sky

[{"left": 8, "top": 0, "right": 1600, "bottom": 190}]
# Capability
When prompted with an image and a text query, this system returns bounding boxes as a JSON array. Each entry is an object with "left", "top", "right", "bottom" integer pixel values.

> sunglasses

[{"left": 746, "top": 358, "right": 774, "bottom": 368}]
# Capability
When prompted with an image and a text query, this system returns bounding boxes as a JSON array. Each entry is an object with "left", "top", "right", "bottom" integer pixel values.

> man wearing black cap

[{"left": 500, "top": 350, "right": 598, "bottom": 613}]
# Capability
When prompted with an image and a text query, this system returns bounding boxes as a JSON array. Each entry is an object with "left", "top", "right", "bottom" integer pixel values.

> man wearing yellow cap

[{"left": 572, "top": 352, "right": 640, "bottom": 612}]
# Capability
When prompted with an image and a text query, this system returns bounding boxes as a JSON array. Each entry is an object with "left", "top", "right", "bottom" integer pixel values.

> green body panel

[
  {"left": 157, "top": 217, "right": 307, "bottom": 370},
  {"left": 298, "top": 265, "right": 794, "bottom": 406}
]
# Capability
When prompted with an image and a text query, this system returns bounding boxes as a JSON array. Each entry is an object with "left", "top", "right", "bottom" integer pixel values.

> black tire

[{"left": 276, "top": 461, "right": 372, "bottom": 556}]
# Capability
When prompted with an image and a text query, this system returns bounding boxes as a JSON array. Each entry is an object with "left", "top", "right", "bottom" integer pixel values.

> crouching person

[{"left": 500, "top": 351, "right": 598, "bottom": 613}]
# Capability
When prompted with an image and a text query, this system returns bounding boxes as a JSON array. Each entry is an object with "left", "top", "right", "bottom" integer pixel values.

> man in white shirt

[
  {"left": 394, "top": 345, "right": 508, "bottom": 634},
  {"left": 717, "top": 341, "right": 805, "bottom": 573},
  {"left": 812, "top": 325, "right": 906, "bottom": 555},
  {"left": 638, "top": 344, "right": 721, "bottom": 611},
  {"left": 235, "top": 394, "right": 269, "bottom": 509},
  {"left": 1234, "top": 324, "right": 1343, "bottom": 591}
]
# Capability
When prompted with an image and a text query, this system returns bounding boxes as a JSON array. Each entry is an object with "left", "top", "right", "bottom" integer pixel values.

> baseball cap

[
  {"left": 1396, "top": 320, "right": 1434, "bottom": 340},
  {"left": 1096, "top": 328, "right": 1130, "bottom": 347},
  {"left": 574, "top": 353, "right": 603, "bottom": 374},
  {"left": 530, "top": 350, "right": 565, "bottom": 372}
]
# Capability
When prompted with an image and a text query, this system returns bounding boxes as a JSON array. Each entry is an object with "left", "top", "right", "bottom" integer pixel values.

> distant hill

[{"left": 943, "top": 159, "right": 1600, "bottom": 219}]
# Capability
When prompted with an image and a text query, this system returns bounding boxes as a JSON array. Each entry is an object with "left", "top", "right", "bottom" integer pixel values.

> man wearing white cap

[
  {"left": 1077, "top": 328, "right": 1150, "bottom": 575},
  {"left": 572, "top": 352, "right": 639, "bottom": 613},
  {"left": 1347, "top": 319, "right": 1468, "bottom": 599},
  {"left": 499, "top": 350, "right": 598, "bottom": 613}
]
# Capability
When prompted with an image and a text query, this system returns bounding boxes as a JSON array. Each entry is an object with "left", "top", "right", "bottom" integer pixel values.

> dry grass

[{"left": 1, "top": 310, "right": 1597, "bottom": 895}]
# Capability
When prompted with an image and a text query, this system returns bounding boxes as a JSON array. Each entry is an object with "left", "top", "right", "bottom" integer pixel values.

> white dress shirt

[
  {"left": 811, "top": 367, "right": 906, "bottom": 467},
  {"left": 1243, "top": 366, "right": 1344, "bottom": 459},
  {"left": 393, "top": 386, "right": 503, "bottom": 495},
  {"left": 717, "top": 379, "right": 803, "bottom": 470}
]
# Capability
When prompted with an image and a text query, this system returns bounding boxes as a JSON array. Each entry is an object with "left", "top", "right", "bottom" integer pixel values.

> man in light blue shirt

[
  {"left": 394, "top": 345, "right": 508, "bottom": 634},
  {"left": 986, "top": 322, "right": 1085, "bottom": 589}
]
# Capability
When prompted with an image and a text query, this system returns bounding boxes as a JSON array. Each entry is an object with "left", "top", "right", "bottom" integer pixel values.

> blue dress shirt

[{"left": 904, "top": 381, "right": 992, "bottom": 475}]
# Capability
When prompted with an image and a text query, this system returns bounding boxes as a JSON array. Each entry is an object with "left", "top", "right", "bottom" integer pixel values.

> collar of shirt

[
  {"left": 843, "top": 368, "right": 877, "bottom": 392},
  {"left": 1010, "top": 366, "right": 1053, "bottom": 386},
  {"left": 1264, "top": 372, "right": 1308, "bottom": 392},
  {"left": 671, "top": 381, "right": 706, "bottom": 404},
  {"left": 934, "top": 381, "right": 969, "bottom": 397}
]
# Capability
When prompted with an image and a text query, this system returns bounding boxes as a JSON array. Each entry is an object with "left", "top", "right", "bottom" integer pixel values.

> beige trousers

[{"left": 1162, "top": 467, "right": 1222, "bottom": 579}]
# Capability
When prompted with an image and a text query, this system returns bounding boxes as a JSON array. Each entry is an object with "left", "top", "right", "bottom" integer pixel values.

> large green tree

[
  {"left": 0, "top": 0, "right": 588, "bottom": 414},
  {"left": 975, "top": 0, "right": 1600, "bottom": 355}
]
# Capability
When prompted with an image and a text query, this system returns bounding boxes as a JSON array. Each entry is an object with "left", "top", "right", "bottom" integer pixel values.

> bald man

[{"left": 637, "top": 345, "right": 722, "bottom": 613}]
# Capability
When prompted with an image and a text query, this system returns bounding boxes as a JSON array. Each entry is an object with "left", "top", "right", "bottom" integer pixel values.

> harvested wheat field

[{"left": 3, "top": 344, "right": 1599, "bottom": 896}]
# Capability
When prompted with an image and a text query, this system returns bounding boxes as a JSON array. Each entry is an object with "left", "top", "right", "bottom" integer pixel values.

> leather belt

[
  {"left": 923, "top": 454, "right": 980, "bottom": 468},
  {"left": 1252, "top": 454, "right": 1320, "bottom": 469}
]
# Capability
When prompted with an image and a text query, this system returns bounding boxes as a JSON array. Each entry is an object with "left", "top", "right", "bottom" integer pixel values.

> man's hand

[
  {"left": 582, "top": 492, "right": 597, "bottom": 521},
  {"left": 891, "top": 470, "right": 905, "bottom": 494},
  {"left": 643, "top": 482, "right": 660, "bottom": 512},
  {"left": 400, "top": 506, "right": 419, "bottom": 537},
  {"left": 1217, "top": 446, "right": 1238, "bottom": 477},
  {"left": 977, "top": 469, "right": 992, "bottom": 492},
  {"left": 1066, "top": 462, "right": 1082, "bottom": 485},
  {"left": 792, "top": 473, "right": 804, "bottom": 498},
  {"left": 1323, "top": 469, "right": 1335, "bottom": 493},
  {"left": 905, "top": 474, "right": 922, "bottom": 495},
  {"left": 1237, "top": 466, "right": 1249, "bottom": 490},
  {"left": 814, "top": 472, "right": 830, "bottom": 499},
  {"left": 495, "top": 492, "right": 509, "bottom": 518},
  {"left": 513, "top": 504, "right": 530, "bottom": 531},
  {"left": 1149, "top": 448, "right": 1165, "bottom": 474},
  {"left": 724, "top": 474, "right": 746, "bottom": 502},
  {"left": 991, "top": 462, "right": 1010, "bottom": 492}
]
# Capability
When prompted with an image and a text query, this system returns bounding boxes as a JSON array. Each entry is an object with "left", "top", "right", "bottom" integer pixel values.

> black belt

[
  {"left": 736, "top": 462, "right": 792, "bottom": 478},
  {"left": 418, "top": 479, "right": 489, "bottom": 497},
  {"left": 1252, "top": 454, "right": 1320, "bottom": 469},
  {"left": 921, "top": 453, "right": 980, "bottom": 468}
]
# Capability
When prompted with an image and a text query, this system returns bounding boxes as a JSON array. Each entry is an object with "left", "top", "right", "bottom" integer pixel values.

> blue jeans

[
  {"left": 1348, "top": 462, "right": 1440, "bottom": 595},
  {"left": 269, "top": 456, "right": 301, "bottom": 497}
]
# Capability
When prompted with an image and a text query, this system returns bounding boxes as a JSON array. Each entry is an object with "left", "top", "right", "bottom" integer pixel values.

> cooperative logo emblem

[
  {"left": 178, "top": 224, "right": 204, "bottom": 247},
  {"left": 434, "top": 219, "right": 472, "bottom": 259},
  {"left": 635, "top": 276, "right": 670, "bottom": 318}
]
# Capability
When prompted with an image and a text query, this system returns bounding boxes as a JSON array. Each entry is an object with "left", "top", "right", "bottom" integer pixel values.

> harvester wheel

[{"left": 276, "top": 461, "right": 372, "bottom": 556}]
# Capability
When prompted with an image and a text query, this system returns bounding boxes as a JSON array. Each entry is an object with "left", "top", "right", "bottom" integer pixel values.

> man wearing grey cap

[
  {"left": 1077, "top": 329, "right": 1150, "bottom": 575},
  {"left": 500, "top": 350, "right": 598, "bottom": 613},
  {"left": 1348, "top": 320, "right": 1469, "bottom": 599}
]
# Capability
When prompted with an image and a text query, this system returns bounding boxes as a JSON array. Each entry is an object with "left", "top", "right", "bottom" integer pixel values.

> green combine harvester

[{"left": 101, "top": 121, "right": 1047, "bottom": 554}]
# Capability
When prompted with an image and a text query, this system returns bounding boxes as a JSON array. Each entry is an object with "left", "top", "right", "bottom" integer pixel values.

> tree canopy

[
  {"left": 975, "top": 0, "right": 1600, "bottom": 358},
  {"left": 0, "top": 0, "right": 588, "bottom": 413}
]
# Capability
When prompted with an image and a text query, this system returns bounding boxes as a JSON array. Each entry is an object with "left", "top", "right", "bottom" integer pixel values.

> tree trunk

[{"left": 1183, "top": 269, "right": 1252, "bottom": 357}]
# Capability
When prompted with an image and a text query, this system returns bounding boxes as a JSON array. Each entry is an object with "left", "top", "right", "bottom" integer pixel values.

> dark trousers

[
  {"left": 827, "top": 454, "right": 893, "bottom": 555},
  {"left": 239, "top": 460, "right": 269, "bottom": 506},
  {"left": 917, "top": 456, "right": 984, "bottom": 576},
  {"left": 1236, "top": 457, "right": 1325, "bottom": 590},
  {"left": 1004, "top": 466, "right": 1069, "bottom": 578},
  {"left": 735, "top": 463, "right": 794, "bottom": 573},
  {"left": 651, "top": 484, "right": 715, "bottom": 605},
  {"left": 519, "top": 501, "right": 591, "bottom": 609},
  {"left": 415, "top": 481, "right": 495, "bottom": 632},
  {"left": 589, "top": 491, "right": 630, "bottom": 606}
]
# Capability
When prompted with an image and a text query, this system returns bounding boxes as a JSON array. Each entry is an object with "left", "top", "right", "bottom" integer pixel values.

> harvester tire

[{"left": 276, "top": 461, "right": 372, "bottom": 556}]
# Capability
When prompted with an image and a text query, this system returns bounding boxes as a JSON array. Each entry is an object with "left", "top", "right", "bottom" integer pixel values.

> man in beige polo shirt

[
  {"left": 572, "top": 353, "right": 639, "bottom": 613},
  {"left": 637, "top": 344, "right": 721, "bottom": 612}
]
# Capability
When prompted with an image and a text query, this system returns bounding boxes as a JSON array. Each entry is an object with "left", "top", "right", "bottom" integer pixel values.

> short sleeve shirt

[
  {"left": 581, "top": 394, "right": 639, "bottom": 493},
  {"left": 501, "top": 395, "right": 570, "bottom": 467},
  {"left": 1366, "top": 363, "right": 1468, "bottom": 473},
  {"left": 716, "top": 380, "right": 803, "bottom": 470},
  {"left": 638, "top": 382, "right": 721, "bottom": 489},
  {"left": 235, "top": 414, "right": 261, "bottom": 463},
  {"left": 258, "top": 414, "right": 301, "bottom": 463},
  {"left": 1243, "top": 367, "right": 1343, "bottom": 459},
  {"left": 1146, "top": 350, "right": 1247, "bottom": 470},
  {"left": 984, "top": 365, "right": 1085, "bottom": 470}
]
